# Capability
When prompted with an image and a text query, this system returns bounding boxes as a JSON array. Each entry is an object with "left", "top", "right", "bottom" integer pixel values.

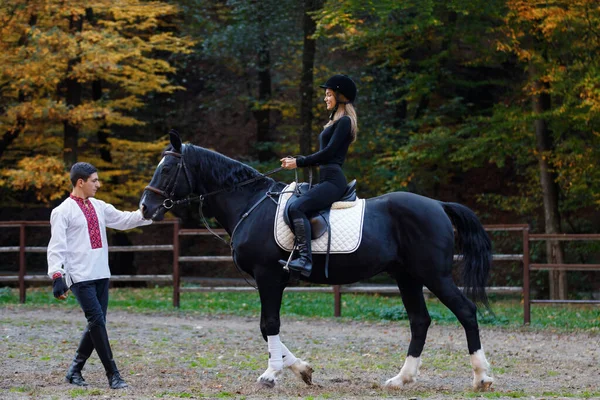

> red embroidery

[
  {"left": 52, "top": 272, "right": 62, "bottom": 280},
  {"left": 70, "top": 194, "right": 103, "bottom": 249}
]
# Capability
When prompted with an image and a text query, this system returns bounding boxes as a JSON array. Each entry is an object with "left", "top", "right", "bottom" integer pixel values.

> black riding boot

[
  {"left": 65, "top": 327, "right": 93, "bottom": 386},
  {"left": 65, "top": 352, "right": 89, "bottom": 386},
  {"left": 89, "top": 324, "right": 128, "bottom": 389},
  {"left": 279, "top": 218, "right": 312, "bottom": 277},
  {"left": 106, "top": 361, "right": 128, "bottom": 389}
]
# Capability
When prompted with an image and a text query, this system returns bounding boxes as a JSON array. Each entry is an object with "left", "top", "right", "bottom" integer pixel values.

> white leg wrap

[
  {"left": 257, "top": 335, "right": 284, "bottom": 388},
  {"left": 268, "top": 334, "right": 283, "bottom": 370},
  {"left": 384, "top": 355, "right": 421, "bottom": 388},
  {"left": 281, "top": 342, "right": 298, "bottom": 368},
  {"left": 470, "top": 349, "right": 493, "bottom": 391},
  {"left": 280, "top": 341, "right": 313, "bottom": 385}
]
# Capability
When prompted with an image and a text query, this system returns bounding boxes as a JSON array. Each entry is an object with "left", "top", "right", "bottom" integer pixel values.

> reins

[
  {"left": 195, "top": 175, "right": 284, "bottom": 290},
  {"left": 145, "top": 145, "right": 283, "bottom": 214},
  {"left": 196, "top": 166, "right": 284, "bottom": 205},
  {"left": 144, "top": 147, "right": 299, "bottom": 289}
]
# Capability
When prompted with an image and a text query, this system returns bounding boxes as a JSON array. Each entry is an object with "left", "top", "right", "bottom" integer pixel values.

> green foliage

[
  {"left": 314, "top": 0, "right": 513, "bottom": 198},
  {"left": 0, "top": 0, "right": 599, "bottom": 280},
  {"left": 193, "top": 0, "right": 303, "bottom": 111},
  {"left": 313, "top": 0, "right": 600, "bottom": 226},
  {"left": 374, "top": 305, "right": 408, "bottom": 321}
]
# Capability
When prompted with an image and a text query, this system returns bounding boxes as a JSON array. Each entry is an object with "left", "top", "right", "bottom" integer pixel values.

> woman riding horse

[
  {"left": 279, "top": 74, "right": 358, "bottom": 277},
  {"left": 139, "top": 133, "right": 495, "bottom": 391}
]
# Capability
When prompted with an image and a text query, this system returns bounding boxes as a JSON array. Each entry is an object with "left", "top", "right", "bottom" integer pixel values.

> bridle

[
  {"left": 143, "top": 146, "right": 287, "bottom": 288},
  {"left": 144, "top": 150, "right": 194, "bottom": 214},
  {"left": 143, "top": 146, "right": 284, "bottom": 240},
  {"left": 144, "top": 146, "right": 311, "bottom": 288}
]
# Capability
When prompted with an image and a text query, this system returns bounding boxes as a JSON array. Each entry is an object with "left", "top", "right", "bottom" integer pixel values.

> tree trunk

[
  {"left": 87, "top": 8, "right": 112, "bottom": 163},
  {"left": 530, "top": 64, "right": 567, "bottom": 300},
  {"left": 253, "top": 2, "right": 274, "bottom": 162},
  {"left": 63, "top": 14, "right": 84, "bottom": 167},
  {"left": 254, "top": 38, "right": 274, "bottom": 162},
  {"left": 0, "top": 117, "right": 24, "bottom": 160},
  {"left": 92, "top": 79, "right": 112, "bottom": 163},
  {"left": 299, "top": 0, "right": 323, "bottom": 181}
]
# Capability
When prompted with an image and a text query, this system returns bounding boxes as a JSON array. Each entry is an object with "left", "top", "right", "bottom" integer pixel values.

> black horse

[{"left": 140, "top": 131, "right": 494, "bottom": 391}]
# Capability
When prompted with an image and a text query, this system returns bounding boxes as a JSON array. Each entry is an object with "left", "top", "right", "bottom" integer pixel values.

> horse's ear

[{"left": 169, "top": 129, "right": 182, "bottom": 152}]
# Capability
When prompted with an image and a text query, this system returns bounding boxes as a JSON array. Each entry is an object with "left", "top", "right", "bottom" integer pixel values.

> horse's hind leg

[
  {"left": 385, "top": 273, "right": 431, "bottom": 388},
  {"left": 427, "top": 277, "right": 493, "bottom": 391}
]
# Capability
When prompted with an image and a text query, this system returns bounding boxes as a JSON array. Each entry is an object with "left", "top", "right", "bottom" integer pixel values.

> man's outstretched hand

[{"left": 52, "top": 273, "right": 69, "bottom": 300}]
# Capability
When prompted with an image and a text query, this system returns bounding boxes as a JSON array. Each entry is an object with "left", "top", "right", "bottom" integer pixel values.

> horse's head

[{"left": 140, "top": 131, "right": 194, "bottom": 221}]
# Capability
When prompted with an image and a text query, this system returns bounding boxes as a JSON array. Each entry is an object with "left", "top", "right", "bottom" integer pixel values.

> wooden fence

[
  {"left": 1, "top": 220, "right": 597, "bottom": 323},
  {"left": 523, "top": 232, "right": 600, "bottom": 323}
]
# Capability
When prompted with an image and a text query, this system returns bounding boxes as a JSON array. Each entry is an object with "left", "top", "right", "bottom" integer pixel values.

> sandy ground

[{"left": 1, "top": 306, "right": 599, "bottom": 399}]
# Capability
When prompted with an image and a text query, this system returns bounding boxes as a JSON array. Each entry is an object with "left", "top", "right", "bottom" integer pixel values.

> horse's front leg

[
  {"left": 256, "top": 277, "right": 313, "bottom": 388},
  {"left": 281, "top": 341, "right": 313, "bottom": 385},
  {"left": 255, "top": 278, "right": 286, "bottom": 388},
  {"left": 257, "top": 333, "right": 283, "bottom": 388}
]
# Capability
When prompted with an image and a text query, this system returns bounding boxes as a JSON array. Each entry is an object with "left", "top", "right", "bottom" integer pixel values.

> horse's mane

[{"left": 180, "top": 143, "right": 270, "bottom": 189}]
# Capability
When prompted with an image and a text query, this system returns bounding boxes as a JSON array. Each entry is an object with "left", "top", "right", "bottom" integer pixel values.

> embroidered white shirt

[{"left": 47, "top": 197, "right": 152, "bottom": 286}]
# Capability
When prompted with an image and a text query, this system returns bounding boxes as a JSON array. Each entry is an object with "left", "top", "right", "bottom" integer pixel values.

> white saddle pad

[{"left": 274, "top": 182, "right": 366, "bottom": 254}]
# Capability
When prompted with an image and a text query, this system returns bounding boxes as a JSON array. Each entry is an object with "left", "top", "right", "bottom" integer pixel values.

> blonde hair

[{"left": 325, "top": 95, "right": 358, "bottom": 142}]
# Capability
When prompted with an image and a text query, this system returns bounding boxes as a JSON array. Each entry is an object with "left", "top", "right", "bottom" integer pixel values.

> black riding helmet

[{"left": 319, "top": 74, "right": 357, "bottom": 103}]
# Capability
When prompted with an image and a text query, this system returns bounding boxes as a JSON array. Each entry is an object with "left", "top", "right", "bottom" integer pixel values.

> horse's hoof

[
  {"left": 257, "top": 367, "right": 281, "bottom": 388},
  {"left": 257, "top": 377, "right": 276, "bottom": 389},
  {"left": 384, "top": 374, "right": 415, "bottom": 389},
  {"left": 299, "top": 366, "right": 313, "bottom": 385},
  {"left": 473, "top": 376, "right": 493, "bottom": 391},
  {"left": 288, "top": 359, "right": 313, "bottom": 385},
  {"left": 384, "top": 379, "right": 403, "bottom": 389}
]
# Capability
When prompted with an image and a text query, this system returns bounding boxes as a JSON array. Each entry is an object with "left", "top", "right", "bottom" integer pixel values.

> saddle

[{"left": 283, "top": 179, "right": 357, "bottom": 239}]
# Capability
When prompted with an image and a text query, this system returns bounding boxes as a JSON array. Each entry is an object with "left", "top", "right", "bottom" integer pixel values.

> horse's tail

[{"left": 441, "top": 202, "right": 492, "bottom": 309}]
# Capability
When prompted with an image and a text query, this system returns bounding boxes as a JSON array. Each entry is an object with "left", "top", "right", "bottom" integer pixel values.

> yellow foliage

[
  {"left": 0, "top": 0, "right": 195, "bottom": 137},
  {"left": 0, "top": 156, "right": 71, "bottom": 203}
]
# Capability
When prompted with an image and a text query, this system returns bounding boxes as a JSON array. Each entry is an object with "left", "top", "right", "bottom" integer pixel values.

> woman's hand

[{"left": 280, "top": 157, "right": 297, "bottom": 170}]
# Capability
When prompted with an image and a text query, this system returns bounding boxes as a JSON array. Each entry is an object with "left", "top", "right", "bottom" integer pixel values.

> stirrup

[{"left": 278, "top": 247, "right": 297, "bottom": 270}]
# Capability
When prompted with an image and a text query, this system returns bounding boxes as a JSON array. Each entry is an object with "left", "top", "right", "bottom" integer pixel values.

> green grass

[
  {"left": 9, "top": 386, "right": 31, "bottom": 393},
  {"left": 1, "top": 286, "right": 598, "bottom": 330},
  {"left": 541, "top": 392, "right": 600, "bottom": 399},
  {"left": 156, "top": 391, "right": 194, "bottom": 398},
  {"left": 68, "top": 388, "right": 103, "bottom": 397}
]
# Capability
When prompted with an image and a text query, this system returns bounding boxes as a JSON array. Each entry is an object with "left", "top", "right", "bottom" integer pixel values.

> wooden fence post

[
  {"left": 334, "top": 285, "right": 341, "bottom": 317},
  {"left": 523, "top": 226, "right": 530, "bottom": 325},
  {"left": 19, "top": 224, "right": 26, "bottom": 304},
  {"left": 173, "top": 219, "right": 180, "bottom": 308}
]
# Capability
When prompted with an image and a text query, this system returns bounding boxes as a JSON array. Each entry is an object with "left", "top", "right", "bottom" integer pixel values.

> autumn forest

[{"left": 1, "top": 1, "right": 599, "bottom": 297}]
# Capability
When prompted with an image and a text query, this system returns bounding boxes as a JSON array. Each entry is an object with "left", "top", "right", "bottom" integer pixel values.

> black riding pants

[
  {"left": 70, "top": 278, "right": 117, "bottom": 374},
  {"left": 288, "top": 164, "right": 347, "bottom": 222}
]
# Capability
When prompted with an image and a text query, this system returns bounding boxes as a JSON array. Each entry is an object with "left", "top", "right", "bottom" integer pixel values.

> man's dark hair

[{"left": 70, "top": 162, "right": 97, "bottom": 186}]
